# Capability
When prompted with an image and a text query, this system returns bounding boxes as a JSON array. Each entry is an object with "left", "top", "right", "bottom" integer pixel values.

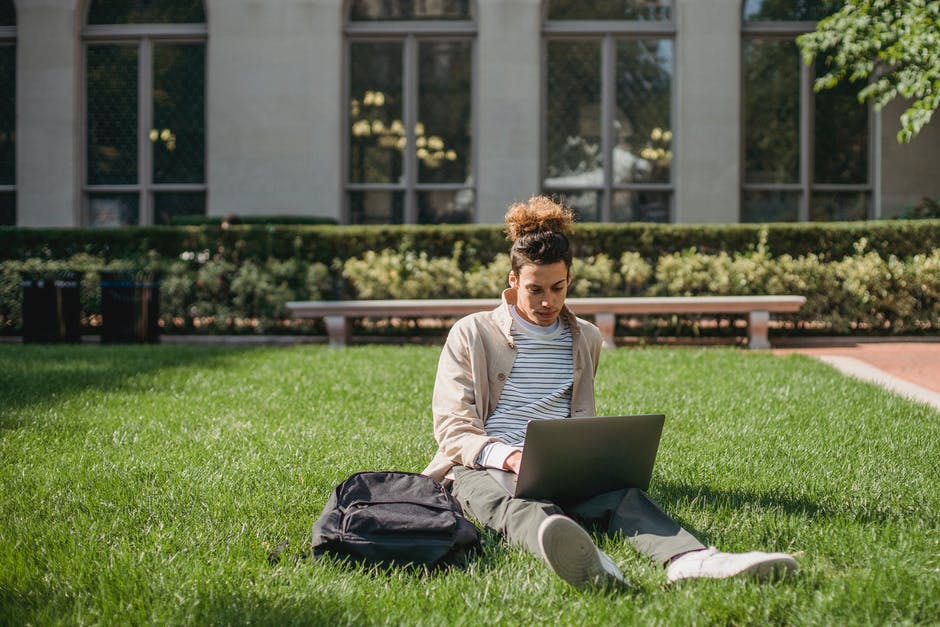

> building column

[
  {"left": 16, "top": 0, "right": 82, "bottom": 227},
  {"left": 879, "top": 99, "right": 940, "bottom": 218},
  {"left": 206, "top": 0, "right": 343, "bottom": 220},
  {"left": 673, "top": 0, "right": 740, "bottom": 223},
  {"left": 475, "top": 0, "right": 542, "bottom": 224}
]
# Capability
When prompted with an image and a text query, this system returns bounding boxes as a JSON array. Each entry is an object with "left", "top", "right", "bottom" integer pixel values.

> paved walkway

[{"left": 773, "top": 341, "right": 940, "bottom": 411}]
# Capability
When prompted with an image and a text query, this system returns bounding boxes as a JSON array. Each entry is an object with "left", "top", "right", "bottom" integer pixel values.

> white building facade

[{"left": 4, "top": 0, "right": 939, "bottom": 227}]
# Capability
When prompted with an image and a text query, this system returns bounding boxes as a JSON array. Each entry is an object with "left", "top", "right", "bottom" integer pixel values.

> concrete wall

[
  {"left": 206, "top": 0, "right": 343, "bottom": 220},
  {"left": 879, "top": 99, "right": 940, "bottom": 217},
  {"left": 673, "top": 0, "right": 740, "bottom": 223},
  {"left": 15, "top": 0, "right": 82, "bottom": 227},
  {"left": 475, "top": 0, "right": 542, "bottom": 223},
  {"left": 10, "top": 0, "right": 939, "bottom": 227}
]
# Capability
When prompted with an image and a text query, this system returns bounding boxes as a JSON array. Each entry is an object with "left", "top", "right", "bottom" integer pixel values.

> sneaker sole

[
  {"left": 538, "top": 515, "right": 620, "bottom": 590},
  {"left": 742, "top": 555, "right": 798, "bottom": 581}
]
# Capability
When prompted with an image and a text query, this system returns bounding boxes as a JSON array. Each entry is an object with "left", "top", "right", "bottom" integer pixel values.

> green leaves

[{"left": 798, "top": 0, "right": 940, "bottom": 142}]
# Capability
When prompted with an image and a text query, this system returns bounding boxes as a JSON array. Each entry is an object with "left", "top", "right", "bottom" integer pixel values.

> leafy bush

[
  {"left": 0, "top": 253, "right": 329, "bottom": 335},
  {"left": 570, "top": 254, "right": 622, "bottom": 297},
  {"left": 646, "top": 235, "right": 940, "bottom": 334},
  {"left": 1, "top": 225, "right": 938, "bottom": 336},
  {"left": 169, "top": 214, "right": 339, "bottom": 226},
  {"left": 464, "top": 254, "right": 510, "bottom": 299},
  {"left": 4, "top": 220, "right": 939, "bottom": 267},
  {"left": 340, "top": 245, "right": 465, "bottom": 300}
]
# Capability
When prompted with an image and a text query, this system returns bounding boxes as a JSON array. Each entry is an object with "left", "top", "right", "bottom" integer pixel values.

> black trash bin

[
  {"left": 21, "top": 271, "right": 83, "bottom": 343},
  {"left": 100, "top": 270, "right": 161, "bottom": 343}
]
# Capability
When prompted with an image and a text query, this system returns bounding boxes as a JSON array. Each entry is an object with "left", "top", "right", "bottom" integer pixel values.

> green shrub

[
  {"left": 4, "top": 220, "right": 939, "bottom": 266},
  {"left": 340, "top": 244, "right": 465, "bottom": 300},
  {"left": 619, "top": 252, "right": 653, "bottom": 294},
  {"left": 465, "top": 254, "right": 510, "bottom": 298},
  {"left": 570, "top": 254, "right": 622, "bottom": 297},
  {"left": 169, "top": 214, "right": 339, "bottom": 226},
  {"left": 1, "top": 224, "right": 938, "bottom": 336}
]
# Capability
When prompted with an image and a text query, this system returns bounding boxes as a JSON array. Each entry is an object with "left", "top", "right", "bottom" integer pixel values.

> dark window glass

[
  {"left": 741, "top": 190, "right": 800, "bottom": 222},
  {"left": 614, "top": 40, "right": 672, "bottom": 185},
  {"left": 545, "top": 41, "right": 602, "bottom": 187},
  {"left": 743, "top": 40, "right": 799, "bottom": 184},
  {"left": 612, "top": 191, "right": 670, "bottom": 222},
  {"left": 418, "top": 40, "right": 471, "bottom": 185},
  {"left": 0, "top": 191, "right": 13, "bottom": 225},
  {"left": 349, "top": 42, "right": 404, "bottom": 185},
  {"left": 153, "top": 43, "right": 205, "bottom": 184},
  {"left": 546, "top": 191, "right": 600, "bottom": 223},
  {"left": 743, "top": 0, "right": 841, "bottom": 21},
  {"left": 349, "top": 0, "right": 471, "bottom": 20},
  {"left": 548, "top": 0, "right": 671, "bottom": 21},
  {"left": 0, "top": 44, "right": 14, "bottom": 186},
  {"left": 0, "top": 0, "right": 14, "bottom": 25},
  {"left": 810, "top": 192, "right": 869, "bottom": 221},
  {"left": 154, "top": 191, "right": 206, "bottom": 224},
  {"left": 87, "top": 45, "right": 138, "bottom": 185},
  {"left": 87, "top": 0, "right": 205, "bottom": 25},
  {"left": 814, "top": 58, "right": 868, "bottom": 185},
  {"left": 418, "top": 189, "right": 474, "bottom": 224},
  {"left": 88, "top": 192, "right": 140, "bottom": 227},
  {"left": 349, "top": 190, "right": 405, "bottom": 224}
]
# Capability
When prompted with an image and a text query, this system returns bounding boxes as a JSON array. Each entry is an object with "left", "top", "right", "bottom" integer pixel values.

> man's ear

[
  {"left": 566, "top": 271, "right": 572, "bottom": 286},
  {"left": 508, "top": 271, "right": 518, "bottom": 289}
]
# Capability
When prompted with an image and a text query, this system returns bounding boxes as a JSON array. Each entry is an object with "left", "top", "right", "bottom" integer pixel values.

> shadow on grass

[
  {"left": 651, "top": 479, "right": 901, "bottom": 531},
  {"left": 0, "top": 344, "right": 258, "bottom": 428}
]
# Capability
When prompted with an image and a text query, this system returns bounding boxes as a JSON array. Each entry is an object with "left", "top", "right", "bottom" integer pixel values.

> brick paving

[{"left": 774, "top": 341, "right": 940, "bottom": 411}]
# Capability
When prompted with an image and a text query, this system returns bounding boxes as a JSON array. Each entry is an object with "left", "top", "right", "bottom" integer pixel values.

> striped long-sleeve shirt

[{"left": 477, "top": 306, "right": 573, "bottom": 469}]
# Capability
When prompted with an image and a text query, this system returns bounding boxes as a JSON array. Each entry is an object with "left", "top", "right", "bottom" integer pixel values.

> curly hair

[{"left": 504, "top": 196, "right": 575, "bottom": 274}]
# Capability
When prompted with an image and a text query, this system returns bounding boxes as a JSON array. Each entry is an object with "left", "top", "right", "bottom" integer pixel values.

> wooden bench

[{"left": 287, "top": 295, "right": 806, "bottom": 349}]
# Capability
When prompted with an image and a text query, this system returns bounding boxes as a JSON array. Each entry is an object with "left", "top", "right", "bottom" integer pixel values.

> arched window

[
  {"left": 83, "top": 0, "right": 207, "bottom": 226},
  {"left": 543, "top": 0, "right": 674, "bottom": 223},
  {"left": 0, "top": 0, "right": 15, "bottom": 225},
  {"left": 741, "top": 0, "right": 871, "bottom": 221},
  {"left": 345, "top": 0, "right": 475, "bottom": 224}
]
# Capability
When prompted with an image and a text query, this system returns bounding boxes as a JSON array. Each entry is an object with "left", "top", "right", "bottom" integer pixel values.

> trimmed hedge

[
  {"left": 169, "top": 214, "right": 339, "bottom": 226},
  {"left": 2, "top": 220, "right": 938, "bottom": 337},
  {"left": 2, "top": 234, "right": 938, "bottom": 337},
  {"left": 2, "top": 219, "right": 939, "bottom": 268}
]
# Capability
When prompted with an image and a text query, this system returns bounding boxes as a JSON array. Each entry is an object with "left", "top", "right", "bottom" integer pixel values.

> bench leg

[
  {"left": 747, "top": 310, "right": 771, "bottom": 350},
  {"left": 594, "top": 313, "right": 616, "bottom": 349},
  {"left": 324, "top": 315, "right": 351, "bottom": 348}
]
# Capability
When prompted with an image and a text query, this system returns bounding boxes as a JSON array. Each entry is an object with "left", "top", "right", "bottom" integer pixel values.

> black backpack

[{"left": 311, "top": 471, "right": 481, "bottom": 568}]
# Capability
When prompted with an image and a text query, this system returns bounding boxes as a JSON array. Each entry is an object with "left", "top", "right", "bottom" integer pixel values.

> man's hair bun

[{"left": 504, "top": 196, "right": 575, "bottom": 242}]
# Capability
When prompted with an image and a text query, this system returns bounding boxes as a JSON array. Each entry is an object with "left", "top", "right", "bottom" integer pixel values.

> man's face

[{"left": 508, "top": 261, "right": 571, "bottom": 327}]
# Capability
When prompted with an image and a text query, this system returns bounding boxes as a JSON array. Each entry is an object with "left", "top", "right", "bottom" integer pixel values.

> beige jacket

[{"left": 421, "top": 288, "right": 603, "bottom": 483}]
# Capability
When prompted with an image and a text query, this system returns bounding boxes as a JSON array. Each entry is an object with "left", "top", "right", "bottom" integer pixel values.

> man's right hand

[{"left": 503, "top": 450, "right": 522, "bottom": 474}]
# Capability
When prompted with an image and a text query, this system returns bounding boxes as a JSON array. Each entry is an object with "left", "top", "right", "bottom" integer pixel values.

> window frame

[
  {"left": 0, "top": 15, "right": 15, "bottom": 223},
  {"left": 740, "top": 15, "right": 877, "bottom": 222},
  {"left": 541, "top": 5, "right": 677, "bottom": 223},
  {"left": 81, "top": 12, "right": 208, "bottom": 227},
  {"left": 343, "top": 11, "right": 477, "bottom": 225}
]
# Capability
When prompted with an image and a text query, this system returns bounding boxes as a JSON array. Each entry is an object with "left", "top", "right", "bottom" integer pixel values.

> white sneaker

[
  {"left": 666, "top": 547, "right": 797, "bottom": 583},
  {"left": 537, "top": 514, "right": 627, "bottom": 591}
]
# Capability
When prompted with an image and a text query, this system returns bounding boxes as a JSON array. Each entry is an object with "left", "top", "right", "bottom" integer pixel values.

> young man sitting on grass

[{"left": 421, "top": 196, "right": 798, "bottom": 590}]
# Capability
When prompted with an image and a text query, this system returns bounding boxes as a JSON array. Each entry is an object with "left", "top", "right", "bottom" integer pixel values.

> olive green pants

[{"left": 451, "top": 466, "right": 704, "bottom": 565}]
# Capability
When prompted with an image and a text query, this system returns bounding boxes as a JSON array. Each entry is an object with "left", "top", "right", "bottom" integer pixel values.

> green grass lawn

[{"left": 1, "top": 344, "right": 938, "bottom": 626}]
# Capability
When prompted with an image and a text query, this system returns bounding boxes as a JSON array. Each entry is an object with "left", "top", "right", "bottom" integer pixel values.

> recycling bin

[
  {"left": 21, "top": 271, "right": 83, "bottom": 343},
  {"left": 100, "top": 270, "right": 161, "bottom": 343}
]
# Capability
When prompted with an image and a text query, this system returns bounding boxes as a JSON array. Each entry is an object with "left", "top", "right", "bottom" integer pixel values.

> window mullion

[
  {"left": 799, "top": 56, "right": 812, "bottom": 222},
  {"left": 403, "top": 35, "right": 418, "bottom": 224},
  {"left": 600, "top": 35, "right": 615, "bottom": 222},
  {"left": 139, "top": 37, "right": 153, "bottom": 226}
]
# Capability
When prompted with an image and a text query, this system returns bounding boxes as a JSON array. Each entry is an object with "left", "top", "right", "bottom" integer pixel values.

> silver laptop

[{"left": 488, "top": 414, "right": 665, "bottom": 502}]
